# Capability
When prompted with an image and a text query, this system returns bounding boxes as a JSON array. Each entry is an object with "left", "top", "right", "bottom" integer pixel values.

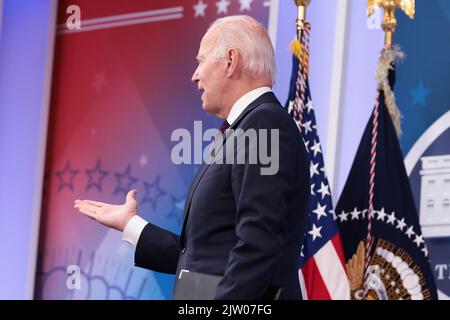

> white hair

[{"left": 205, "top": 15, "right": 276, "bottom": 85}]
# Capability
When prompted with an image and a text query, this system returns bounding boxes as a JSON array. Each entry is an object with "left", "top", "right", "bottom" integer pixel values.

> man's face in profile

[{"left": 191, "top": 32, "right": 227, "bottom": 117}]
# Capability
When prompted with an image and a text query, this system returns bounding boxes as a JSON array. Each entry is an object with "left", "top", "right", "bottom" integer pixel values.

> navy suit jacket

[{"left": 134, "top": 92, "right": 310, "bottom": 299}]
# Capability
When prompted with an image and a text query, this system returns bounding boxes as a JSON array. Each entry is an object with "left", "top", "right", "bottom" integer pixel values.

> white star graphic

[
  {"left": 302, "top": 120, "right": 313, "bottom": 134},
  {"left": 310, "top": 183, "right": 315, "bottom": 196},
  {"left": 386, "top": 211, "right": 396, "bottom": 225},
  {"left": 287, "top": 100, "right": 294, "bottom": 113},
  {"left": 422, "top": 246, "right": 428, "bottom": 257},
  {"left": 310, "top": 140, "right": 322, "bottom": 157},
  {"left": 304, "top": 139, "right": 310, "bottom": 150},
  {"left": 339, "top": 210, "right": 349, "bottom": 222},
  {"left": 308, "top": 224, "right": 323, "bottom": 241},
  {"left": 396, "top": 218, "right": 407, "bottom": 231},
  {"left": 310, "top": 162, "right": 319, "bottom": 178},
  {"left": 139, "top": 155, "right": 148, "bottom": 167},
  {"left": 216, "top": 0, "right": 230, "bottom": 15},
  {"left": 317, "top": 182, "right": 330, "bottom": 199},
  {"left": 368, "top": 209, "right": 376, "bottom": 220},
  {"left": 313, "top": 203, "right": 327, "bottom": 221},
  {"left": 305, "top": 99, "right": 314, "bottom": 114},
  {"left": 361, "top": 209, "right": 368, "bottom": 219},
  {"left": 239, "top": 0, "right": 253, "bottom": 11},
  {"left": 350, "top": 207, "right": 360, "bottom": 220},
  {"left": 194, "top": 0, "right": 208, "bottom": 17},
  {"left": 405, "top": 226, "right": 415, "bottom": 239},
  {"left": 413, "top": 234, "right": 424, "bottom": 247},
  {"left": 377, "top": 208, "right": 387, "bottom": 221}
]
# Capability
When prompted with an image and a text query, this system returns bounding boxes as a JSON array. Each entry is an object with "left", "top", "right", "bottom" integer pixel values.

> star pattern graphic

[
  {"left": 239, "top": 0, "right": 253, "bottom": 11},
  {"left": 193, "top": 0, "right": 208, "bottom": 17},
  {"left": 85, "top": 159, "right": 109, "bottom": 192},
  {"left": 338, "top": 208, "right": 429, "bottom": 257},
  {"left": 142, "top": 175, "right": 166, "bottom": 210},
  {"left": 410, "top": 81, "right": 431, "bottom": 108},
  {"left": 114, "top": 164, "right": 138, "bottom": 195},
  {"left": 55, "top": 160, "right": 79, "bottom": 192},
  {"left": 216, "top": 0, "right": 230, "bottom": 15}
]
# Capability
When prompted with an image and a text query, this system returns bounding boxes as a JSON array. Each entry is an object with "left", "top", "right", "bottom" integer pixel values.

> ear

[{"left": 225, "top": 48, "right": 240, "bottom": 78}]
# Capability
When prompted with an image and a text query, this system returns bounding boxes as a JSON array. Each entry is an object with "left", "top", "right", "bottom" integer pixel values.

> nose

[{"left": 191, "top": 66, "right": 199, "bottom": 83}]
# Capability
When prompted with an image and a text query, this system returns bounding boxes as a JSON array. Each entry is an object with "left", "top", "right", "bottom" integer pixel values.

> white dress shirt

[{"left": 122, "top": 86, "right": 273, "bottom": 246}]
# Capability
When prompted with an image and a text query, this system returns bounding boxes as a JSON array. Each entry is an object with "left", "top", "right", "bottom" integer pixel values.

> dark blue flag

[{"left": 336, "top": 53, "right": 438, "bottom": 300}]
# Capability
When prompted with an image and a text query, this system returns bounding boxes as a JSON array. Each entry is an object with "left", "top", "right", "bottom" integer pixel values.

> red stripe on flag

[
  {"left": 301, "top": 258, "right": 332, "bottom": 300},
  {"left": 331, "top": 233, "right": 348, "bottom": 274}
]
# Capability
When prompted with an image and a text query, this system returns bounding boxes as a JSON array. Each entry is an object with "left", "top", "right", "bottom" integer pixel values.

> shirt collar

[{"left": 226, "top": 87, "right": 272, "bottom": 126}]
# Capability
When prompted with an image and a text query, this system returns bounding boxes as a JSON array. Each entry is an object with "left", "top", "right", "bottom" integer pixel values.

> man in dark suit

[{"left": 74, "top": 15, "right": 309, "bottom": 299}]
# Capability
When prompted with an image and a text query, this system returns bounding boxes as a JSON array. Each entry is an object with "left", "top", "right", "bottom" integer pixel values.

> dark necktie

[{"left": 219, "top": 120, "right": 230, "bottom": 134}]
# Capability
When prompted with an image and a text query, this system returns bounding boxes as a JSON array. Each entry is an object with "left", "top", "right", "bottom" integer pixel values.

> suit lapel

[{"left": 180, "top": 92, "right": 279, "bottom": 241}]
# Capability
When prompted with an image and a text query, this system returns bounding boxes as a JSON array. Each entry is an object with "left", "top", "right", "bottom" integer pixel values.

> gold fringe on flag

[{"left": 375, "top": 45, "right": 405, "bottom": 137}]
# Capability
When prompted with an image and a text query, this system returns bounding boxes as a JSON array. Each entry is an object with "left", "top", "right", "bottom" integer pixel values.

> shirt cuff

[{"left": 122, "top": 215, "right": 148, "bottom": 247}]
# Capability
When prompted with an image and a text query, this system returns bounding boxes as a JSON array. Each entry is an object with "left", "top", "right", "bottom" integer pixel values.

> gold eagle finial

[{"left": 367, "top": 0, "right": 415, "bottom": 47}]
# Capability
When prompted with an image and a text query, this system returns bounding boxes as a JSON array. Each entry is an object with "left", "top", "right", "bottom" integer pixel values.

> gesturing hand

[{"left": 74, "top": 190, "right": 138, "bottom": 232}]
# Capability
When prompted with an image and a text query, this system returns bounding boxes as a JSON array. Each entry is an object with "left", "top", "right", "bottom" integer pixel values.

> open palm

[{"left": 74, "top": 190, "right": 138, "bottom": 231}]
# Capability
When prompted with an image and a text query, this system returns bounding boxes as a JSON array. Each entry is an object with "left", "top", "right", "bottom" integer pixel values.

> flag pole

[
  {"left": 291, "top": 0, "right": 312, "bottom": 128},
  {"left": 362, "top": 0, "right": 415, "bottom": 299},
  {"left": 294, "top": 0, "right": 311, "bottom": 39},
  {"left": 367, "top": 0, "right": 415, "bottom": 48}
]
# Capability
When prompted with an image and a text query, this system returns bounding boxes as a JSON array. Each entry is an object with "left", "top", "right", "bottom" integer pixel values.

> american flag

[{"left": 285, "top": 22, "right": 350, "bottom": 300}]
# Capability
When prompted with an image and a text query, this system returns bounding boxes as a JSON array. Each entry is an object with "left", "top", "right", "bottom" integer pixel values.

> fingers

[
  {"left": 74, "top": 202, "right": 98, "bottom": 219},
  {"left": 84, "top": 200, "right": 107, "bottom": 207}
]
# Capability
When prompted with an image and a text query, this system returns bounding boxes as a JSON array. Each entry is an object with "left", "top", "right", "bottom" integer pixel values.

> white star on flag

[
  {"left": 239, "top": 0, "right": 253, "bottom": 11},
  {"left": 310, "top": 140, "right": 322, "bottom": 157},
  {"left": 386, "top": 211, "right": 396, "bottom": 225},
  {"left": 339, "top": 210, "right": 349, "bottom": 222},
  {"left": 310, "top": 162, "right": 319, "bottom": 178},
  {"left": 377, "top": 207, "right": 387, "bottom": 221},
  {"left": 302, "top": 120, "right": 313, "bottom": 134},
  {"left": 396, "top": 218, "right": 406, "bottom": 231},
  {"left": 194, "top": 0, "right": 208, "bottom": 17},
  {"left": 313, "top": 203, "right": 327, "bottom": 221},
  {"left": 317, "top": 182, "right": 330, "bottom": 199},
  {"left": 413, "top": 234, "right": 424, "bottom": 247},
  {"left": 308, "top": 224, "right": 323, "bottom": 241},
  {"left": 310, "top": 183, "right": 315, "bottom": 196},
  {"left": 350, "top": 207, "right": 360, "bottom": 220},
  {"left": 405, "top": 226, "right": 415, "bottom": 239},
  {"left": 216, "top": 0, "right": 230, "bottom": 15},
  {"left": 305, "top": 99, "right": 314, "bottom": 114}
]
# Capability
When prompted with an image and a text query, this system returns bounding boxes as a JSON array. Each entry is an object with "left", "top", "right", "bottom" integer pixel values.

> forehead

[{"left": 197, "top": 32, "right": 216, "bottom": 58}]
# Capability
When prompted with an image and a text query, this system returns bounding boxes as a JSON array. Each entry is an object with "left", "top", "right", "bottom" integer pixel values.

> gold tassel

[{"left": 290, "top": 39, "right": 303, "bottom": 61}]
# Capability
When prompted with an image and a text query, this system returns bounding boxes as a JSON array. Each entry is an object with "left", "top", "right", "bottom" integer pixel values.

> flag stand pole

[
  {"left": 362, "top": 0, "right": 415, "bottom": 299},
  {"left": 294, "top": 0, "right": 311, "bottom": 38}
]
